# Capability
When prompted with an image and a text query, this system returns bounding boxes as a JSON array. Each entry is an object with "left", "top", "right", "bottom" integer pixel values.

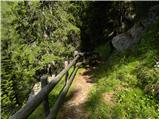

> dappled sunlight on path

[{"left": 57, "top": 67, "right": 95, "bottom": 119}]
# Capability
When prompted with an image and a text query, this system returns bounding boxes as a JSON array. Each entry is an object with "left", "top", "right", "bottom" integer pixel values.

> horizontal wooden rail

[
  {"left": 9, "top": 55, "right": 80, "bottom": 119},
  {"left": 46, "top": 63, "right": 81, "bottom": 119}
]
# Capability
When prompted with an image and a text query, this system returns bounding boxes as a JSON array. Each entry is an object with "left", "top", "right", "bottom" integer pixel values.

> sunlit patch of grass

[
  {"left": 28, "top": 104, "right": 44, "bottom": 119},
  {"left": 29, "top": 66, "right": 77, "bottom": 118},
  {"left": 114, "top": 88, "right": 158, "bottom": 119},
  {"left": 85, "top": 21, "right": 159, "bottom": 119}
]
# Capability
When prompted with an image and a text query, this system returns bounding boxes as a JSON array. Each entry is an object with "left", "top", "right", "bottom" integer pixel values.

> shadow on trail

[
  {"left": 56, "top": 67, "right": 96, "bottom": 119},
  {"left": 65, "top": 88, "right": 80, "bottom": 102},
  {"left": 57, "top": 102, "right": 89, "bottom": 119}
]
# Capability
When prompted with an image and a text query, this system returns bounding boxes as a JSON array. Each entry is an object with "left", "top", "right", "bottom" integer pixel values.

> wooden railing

[{"left": 9, "top": 52, "right": 83, "bottom": 119}]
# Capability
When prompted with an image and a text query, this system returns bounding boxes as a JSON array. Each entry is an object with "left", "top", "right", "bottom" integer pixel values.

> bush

[{"left": 114, "top": 88, "right": 158, "bottom": 119}]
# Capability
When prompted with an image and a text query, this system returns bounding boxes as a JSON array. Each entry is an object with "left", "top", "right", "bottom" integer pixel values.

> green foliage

[
  {"left": 85, "top": 21, "right": 159, "bottom": 119},
  {"left": 28, "top": 66, "right": 75, "bottom": 119},
  {"left": 134, "top": 66, "right": 158, "bottom": 97},
  {"left": 94, "top": 42, "right": 112, "bottom": 60},
  {"left": 1, "top": 1, "right": 81, "bottom": 118},
  {"left": 1, "top": 1, "right": 158, "bottom": 119},
  {"left": 114, "top": 88, "right": 158, "bottom": 119},
  {"left": 80, "top": 1, "right": 138, "bottom": 51},
  {"left": 86, "top": 86, "right": 114, "bottom": 119}
]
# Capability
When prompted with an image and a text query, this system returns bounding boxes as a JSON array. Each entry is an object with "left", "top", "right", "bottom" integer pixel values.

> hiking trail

[{"left": 57, "top": 67, "right": 95, "bottom": 119}]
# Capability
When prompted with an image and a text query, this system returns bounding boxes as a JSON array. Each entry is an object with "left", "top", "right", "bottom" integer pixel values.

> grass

[
  {"left": 85, "top": 21, "right": 159, "bottom": 119},
  {"left": 94, "top": 42, "right": 112, "bottom": 59},
  {"left": 28, "top": 21, "right": 159, "bottom": 119},
  {"left": 28, "top": 66, "right": 78, "bottom": 119}
]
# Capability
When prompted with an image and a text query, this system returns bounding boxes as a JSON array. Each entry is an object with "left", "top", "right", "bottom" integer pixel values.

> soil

[
  {"left": 57, "top": 67, "right": 95, "bottom": 119},
  {"left": 102, "top": 84, "right": 124, "bottom": 106}
]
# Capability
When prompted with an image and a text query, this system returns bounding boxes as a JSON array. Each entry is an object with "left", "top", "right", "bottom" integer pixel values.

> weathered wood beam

[
  {"left": 64, "top": 61, "right": 69, "bottom": 85},
  {"left": 40, "top": 76, "right": 50, "bottom": 117},
  {"left": 46, "top": 65, "right": 80, "bottom": 119},
  {"left": 9, "top": 55, "right": 79, "bottom": 119}
]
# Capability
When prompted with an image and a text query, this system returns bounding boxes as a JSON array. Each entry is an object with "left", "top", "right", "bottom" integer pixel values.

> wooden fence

[{"left": 9, "top": 52, "right": 83, "bottom": 119}]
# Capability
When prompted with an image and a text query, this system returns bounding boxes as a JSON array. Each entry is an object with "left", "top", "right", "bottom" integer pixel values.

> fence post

[
  {"left": 73, "top": 51, "right": 78, "bottom": 75},
  {"left": 40, "top": 75, "right": 50, "bottom": 117},
  {"left": 64, "top": 61, "right": 69, "bottom": 84}
]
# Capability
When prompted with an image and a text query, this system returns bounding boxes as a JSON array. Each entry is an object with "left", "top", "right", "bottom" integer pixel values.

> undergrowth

[
  {"left": 28, "top": 21, "right": 158, "bottom": 119},
  {"left": 28, "top": 66, "right": 76, "bottom": 119},
  {"left": 94, "top": 41, "right": 112, "bottom": 60},
  {"left": 85, "top": 21, "right": 159, "bottom": 119}
]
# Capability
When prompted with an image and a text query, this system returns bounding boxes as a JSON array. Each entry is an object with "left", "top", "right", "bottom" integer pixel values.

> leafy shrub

[
  {"left": 134, "top": 66, "right": 158, "bottom": 97},
  {"left": 1, "top": 1, "right": 82, "bottom": 118},
  {"left": 114, "top": 88, "right": 158, "bottom": 119}
]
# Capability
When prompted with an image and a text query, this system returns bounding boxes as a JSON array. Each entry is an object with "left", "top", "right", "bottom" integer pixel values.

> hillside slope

[{"left": 85, "top": 21, "right": 159, "bottom": 119}]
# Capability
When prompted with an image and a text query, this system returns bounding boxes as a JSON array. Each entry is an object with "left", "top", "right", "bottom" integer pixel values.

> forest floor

[
  {"left": 57, "top": 67, "right": 96, "bottom": 118},
  {"left": 29, "top": 21, "right": 158, "bottom": 119}
]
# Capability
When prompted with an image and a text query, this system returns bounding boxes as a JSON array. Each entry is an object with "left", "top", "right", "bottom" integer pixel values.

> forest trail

[{"left": 57, "top": 67, "right": 96, "bottom": 119}]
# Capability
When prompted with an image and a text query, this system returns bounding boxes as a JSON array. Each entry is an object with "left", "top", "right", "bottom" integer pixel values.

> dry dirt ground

[
  {"left": 57, "top": 67, "right": 95, "bottom": 119},
  {"left": 30, "top": 66, "right": 120, "bottom": 119}
]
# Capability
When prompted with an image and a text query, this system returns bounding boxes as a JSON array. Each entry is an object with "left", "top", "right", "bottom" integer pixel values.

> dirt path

[{"left": 57, "top": 67, "right": 95, "bottom": 119}]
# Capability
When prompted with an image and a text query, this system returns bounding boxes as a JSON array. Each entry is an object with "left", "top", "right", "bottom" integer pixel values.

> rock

[
  {"left": 112, "top": 5, "right": 158, "bottom": 52},
  {"left": 112, "top": 33, "right": 132, "bottom": 52},
  {"left": 128, "top": 22, "right": 144, "bottom": 43},
  {"left": 112, "top": 23, "right": 144, "bottom": 52}
]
